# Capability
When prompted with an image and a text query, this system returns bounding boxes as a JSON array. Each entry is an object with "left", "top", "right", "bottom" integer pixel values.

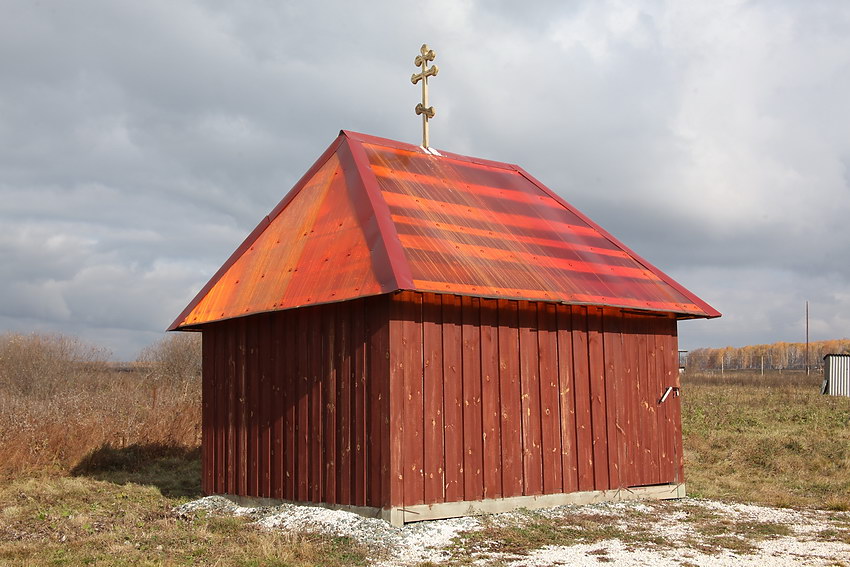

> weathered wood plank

[
  {"left": 400, "top": 292, "right": 424, "bottom": 507},
  {"left": 587, "top": 306, "right": 609, "bottom": 490},
  {"left": 442, "top": 294, "right": 464, "bottom": 503},
  {"left": 352, "top": 299, "right": 368, "bottom": 507},
  {"left": 271, "top": 314, "right": 284, "bottom": 499},
  {"left": 556, "top": 305, "right": 578, "bottom": 494},
  {"left": 338, "top": 302, "right": 352, "bottom": 505},
  {"left": 296, "top": 310, "right": 310, "bottom": 502},
  {"left": 462, "top": 296, "right": 484, "bottom": 501},
  {"left": 367, "top": 296, "right": 390, "bottom": 509},
  {"left": 538, "top": 302, "right": 561, "bottom": 494},
  {"left": 422, "top": 293, "right": 445, "bottom": 504},
  {"left": 323, "top": 305, "right": 338, "bottom": 504},
  {"left": 283, "top": 312, "right": 297, "bottom": 501},
  {"left": 259, "top": 315, "right": 272, "bottom": 497},
  {"left": 602, "top": 309, "right": 622, "bottom": 489},
  {"left": 498, "top": 299, "right": 523, "bottom": 498},
  {"left": 571, "top": 306, "right": 593, "bottom": 492},
  {"left": 519, "top": 301, "right": 543, "bottom": 496},
  {"left": 479, "top": 298, "right": 502, "bottom": 500},
  {"left": 202, "top": 331, "right": 213, "bottom": 494}
]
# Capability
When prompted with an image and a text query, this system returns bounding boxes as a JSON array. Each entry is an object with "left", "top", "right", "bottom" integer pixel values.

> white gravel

[{"left": 174, "top": 496, "right": 850, "bottom": 566}]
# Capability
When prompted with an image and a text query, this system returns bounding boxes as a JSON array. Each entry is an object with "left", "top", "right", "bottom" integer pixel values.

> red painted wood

[
  {"left": 388, "top": 297, "right": 406, "bottom": 508},
  {"left": 400, "top": 293, "right": 425, "bottom": 507},
  {"left": 201, "top": 331, "right": 213, "bottom": 494},
  {"left": 224, "top": 322, "right": 241, "bottom": 494},
  {"left": 667, "top": 320, "right": 685, "bottom": 483},
  {"left": 367, "top": 296, "right": 390, "bottom": 508},
  {"left": 215, "top": 327, "right": 227, "bottom": 493},
  {"left": 518, "top": 301, "right": 543, "bottom": 496},
  {"left": 309, "top": 310, "right": 323, "bottom": 502},
  {"left": 556, "top": 305, "right": 578, "bottom": 494},
  {"left": 462, "top": 296, "right": 484, "bottom": 501},
  {"left": 650, "top": 317, "right": 665, "bottom": 485},
  {"left": 656, "top": 316, "right": 673, "bottom": 483},
  {"left": 571, "top": 306, "right": 593, "bottom": 492},
  {"left": 633, "top": 315, "right": 651, "bottom": 485},
  {"left": 247, "top": 322, "right": 259, "bottom": 497},
  {"left": 422, "top": 293, "right": 446, "bottom": 504},
  {"left": 537, "top": 303, "right": 561, "bottom": 494},
  {"left": 337, "top": 302, "right": 353, "bottom": 505},
  {"left": 441, "top": 294, "right": 464, "bottom": 503},
  {"left": 586, "top": 306, "right": 609, "bottom": 490},
  {"left": 296, "top": 310, "right": 310, "bottom": 501},
  {"left": 271, "top": 315, "right": 284, "bottom": 499},
  {"left": 479, "top": 298, "right": 502, "bottom": 500},
  {"left": 259, "top": 316, "right": 272, "bottom": 497},
  {"left": 323, "top": 305, "right": 338, "bottom": 504},
  {"left": 626, "top": 315, "right": 642, "bottom": 487},
  {"left": 201, "top": 292, "right": 689, "bottom": 509},
  {"left": 283, "top": 312, "right": 297, "bottom": 500},
  {"left": 665, "top": 317, "right": 679, "bottom": 482},
  {"left": 602, "top": 309, "right": 622, "bottom": 489},
  {"left": 238, "top": 320, "right": 249, "bottom": 495},
  {"left": 352, "top": 300, "right": 367, "bottom": 507},
  {"left": 498, "top": 299, "right": 523, "bottom": 498}
]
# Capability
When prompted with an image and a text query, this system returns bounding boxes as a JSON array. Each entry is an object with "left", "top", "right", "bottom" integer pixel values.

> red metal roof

[{"left": 170, "top": 131, "right": 719, "bottom": 330}]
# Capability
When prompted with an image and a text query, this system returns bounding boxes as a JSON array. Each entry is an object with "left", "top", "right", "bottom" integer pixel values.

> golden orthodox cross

[{"left": 411, "top": 44, "right": 438, "bottom": 148}]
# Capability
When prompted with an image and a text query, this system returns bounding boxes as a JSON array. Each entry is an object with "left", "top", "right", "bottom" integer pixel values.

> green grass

[
  {"left": 443, "top": 508, "right": 667, "bottom": 564},
  {"left": 680, "top": 373, "right": 850, "bottom": 510}
]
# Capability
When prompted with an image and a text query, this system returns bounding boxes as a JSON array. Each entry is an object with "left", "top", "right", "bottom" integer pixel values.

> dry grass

[
  {"left": 681, "top": 370, "right": 850, "bottom": 510},
  {"left": 445, "top": 508, "right": 667, "bottom": 563},
  {"left": 0, "top": 332, "right": 201, "bottom": 478},
  {"left": 0, "top": 475, "right": 367, "bottom": 567},
  {"left": 0, "top": 332, "right": 367, "bottom": 566},
  {"left": 2, "top": 335, "right": 850, "bottom": 565}
]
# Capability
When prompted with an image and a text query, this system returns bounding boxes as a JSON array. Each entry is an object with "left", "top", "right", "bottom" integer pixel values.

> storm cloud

[{"left": 1, "top": 1, "right": 848, "bottom": 358}]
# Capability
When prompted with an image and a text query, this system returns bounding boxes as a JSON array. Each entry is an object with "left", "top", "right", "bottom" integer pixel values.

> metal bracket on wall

[{"left": 659, "top": 386, "right": 679, "bottom": 404}]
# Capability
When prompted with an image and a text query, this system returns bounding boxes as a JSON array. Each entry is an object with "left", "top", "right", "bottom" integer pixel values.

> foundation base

[{"left": 218, "top": 483, "right": 685, "bottom": 527}]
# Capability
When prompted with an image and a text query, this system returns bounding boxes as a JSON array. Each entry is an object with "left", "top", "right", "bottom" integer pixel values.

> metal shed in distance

[
  {"left": 823, "top": 354, "right": 850, "bottom": 397},
  {"left": 170, "top": 130, "right": 720, "bottom": 525}
]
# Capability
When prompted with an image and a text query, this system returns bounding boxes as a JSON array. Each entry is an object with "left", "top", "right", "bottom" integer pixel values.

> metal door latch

[{"left": 659, "top": 386, "right": 679, "bottom": 404}]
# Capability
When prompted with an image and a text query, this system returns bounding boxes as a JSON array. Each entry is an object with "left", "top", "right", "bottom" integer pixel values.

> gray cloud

[{"left": 1, "top": 0, "right": 849, "bottom": 358}]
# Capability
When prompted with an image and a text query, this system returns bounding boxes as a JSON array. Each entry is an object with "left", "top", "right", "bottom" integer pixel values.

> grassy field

[
  {"left": 1, "top": 333, "right": 849, "bottom": 565},
  {"left": 681, "top": 370, "right": 850, "bottom": 511}
]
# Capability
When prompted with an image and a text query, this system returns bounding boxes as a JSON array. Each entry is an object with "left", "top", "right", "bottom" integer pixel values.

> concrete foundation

[{"left": 220, "top": 483, "right": 686, "bottom": 527}]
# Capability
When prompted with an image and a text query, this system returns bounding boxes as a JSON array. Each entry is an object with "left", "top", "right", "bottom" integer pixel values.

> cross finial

[{"left": 411, "top": 44, "right": 438, "bottom": 149}]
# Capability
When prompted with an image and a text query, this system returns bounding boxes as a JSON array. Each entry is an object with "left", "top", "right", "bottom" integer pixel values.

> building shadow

[{"left": 71, "top": 443, "right": 202, "bottom": 499}]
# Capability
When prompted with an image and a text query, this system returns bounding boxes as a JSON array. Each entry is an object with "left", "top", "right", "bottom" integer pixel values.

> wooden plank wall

[
  {"left": 200, "top": 290, "right": 684, "bottom": 511},
  {"left": 201, "top": 295, "right": 391, "bottom": 508},
  {"left": 388, "top": 291, "right": 683, "bottom": 509}
]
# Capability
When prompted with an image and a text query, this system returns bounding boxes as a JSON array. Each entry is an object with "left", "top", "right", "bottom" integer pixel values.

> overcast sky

[{"left": 2, "top": 1, "right": 849, "bottom": 360}]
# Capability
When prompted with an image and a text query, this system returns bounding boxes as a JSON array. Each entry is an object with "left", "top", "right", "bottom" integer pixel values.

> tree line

[{"left": 686, "top": 339, "right": 850, "bottom": 371}]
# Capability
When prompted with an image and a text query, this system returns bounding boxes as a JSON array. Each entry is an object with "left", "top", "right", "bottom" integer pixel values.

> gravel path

[{"left": 175, "top": 496, "right": 850, "bottom": 566}]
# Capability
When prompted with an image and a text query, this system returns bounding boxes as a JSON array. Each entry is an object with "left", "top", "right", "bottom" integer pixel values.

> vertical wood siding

[
  {"left": 201, "top": 295, "right": 390, "bottom": 507},
  {"left": 201, "top": 291, "right": 684, "bottom": 510},
  {"left": 387, "top": 292, "right": 683, "bottom": 508}
]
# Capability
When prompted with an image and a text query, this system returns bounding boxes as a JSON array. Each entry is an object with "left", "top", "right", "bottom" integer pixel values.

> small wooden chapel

[{"left": 170, "top": 45, "right": 719, "bottom": 525}]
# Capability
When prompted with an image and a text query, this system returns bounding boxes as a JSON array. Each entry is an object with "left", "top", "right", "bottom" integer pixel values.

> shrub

[
  {"left": 0, "top": 332, "right": 109, "bottom": 398},
  {"left": 0, "top": 332, "right": 200, "bottom": 477},
  {"left": 136, "top": 332, "right": 201, "bottom": 384}
]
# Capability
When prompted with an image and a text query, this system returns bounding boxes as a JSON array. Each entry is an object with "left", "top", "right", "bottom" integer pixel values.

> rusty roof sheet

[{"left": 170, "top": 131, "right": 719, "bottom": 330}]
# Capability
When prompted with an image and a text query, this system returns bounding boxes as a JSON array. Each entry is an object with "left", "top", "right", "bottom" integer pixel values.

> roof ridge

[{"left": 337, "top": 135, "right": 415, "bottom": 292}]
